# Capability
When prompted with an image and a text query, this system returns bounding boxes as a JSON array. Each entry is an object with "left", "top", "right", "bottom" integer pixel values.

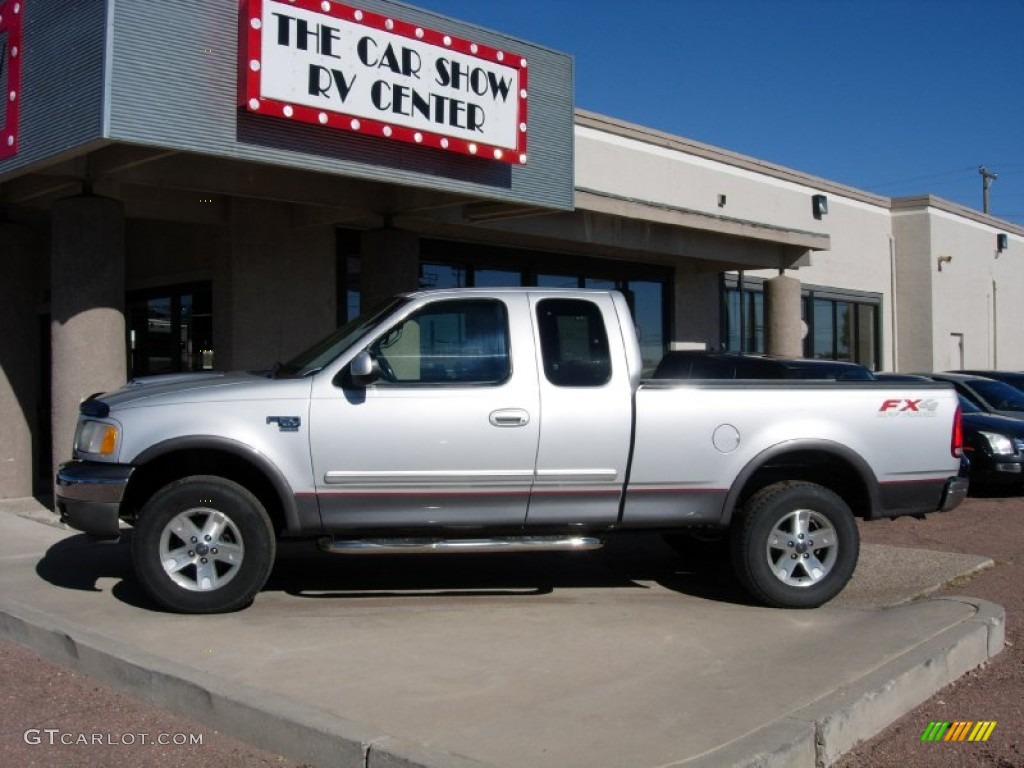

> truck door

[
  {"left": 527, "top": 295, "right": 634, "bottom": 525},
  {"left": 309, "top": 295, "right": 540, "bottom": 530}
]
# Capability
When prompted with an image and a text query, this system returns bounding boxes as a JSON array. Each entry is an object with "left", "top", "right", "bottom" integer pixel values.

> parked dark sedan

[
  {"left": 926, "top": 372, "right": 1024, "bottom": 420},
  {"left": 953, "top": 370, "right": 1024, "bottom": 393},
  {"left": 958, "top": 396, "right": 1024, "bottom": 487},
  {"left": 653, "top": 351, "right": 875, "bottom": 380}
]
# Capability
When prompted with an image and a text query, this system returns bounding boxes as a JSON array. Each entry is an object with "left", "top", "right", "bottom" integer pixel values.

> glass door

[{"left": 127, "top": 283, "right": 213, "bottom": 378}]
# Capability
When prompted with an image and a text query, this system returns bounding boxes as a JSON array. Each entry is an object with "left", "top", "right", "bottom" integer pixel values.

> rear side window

[{"left": 536, "top": 299, "right": 611, "bottom": 387}]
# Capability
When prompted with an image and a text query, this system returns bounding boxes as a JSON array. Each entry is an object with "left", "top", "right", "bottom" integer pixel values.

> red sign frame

[
  {"left": 239, "top": 0, "right": 528, "bottom": 164},
  {"left": 0, "top": 0, "right": 23, "bottom": 160}
]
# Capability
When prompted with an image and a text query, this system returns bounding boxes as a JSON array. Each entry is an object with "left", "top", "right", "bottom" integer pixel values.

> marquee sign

[
  {"left": 0, "top": 0, "right": 23, "bottom": 160},
  {"left": 239, "top": 0, "right": 528, "bottom": 164}
]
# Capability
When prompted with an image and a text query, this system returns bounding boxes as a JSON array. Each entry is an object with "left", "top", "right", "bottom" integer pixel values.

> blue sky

[{"left": 413, "top": 0, "right": 1024, "bottom": 224}]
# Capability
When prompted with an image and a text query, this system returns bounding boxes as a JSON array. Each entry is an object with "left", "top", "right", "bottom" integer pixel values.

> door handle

[{"left": 489, "top": 409, "right": 530, "bottom": 427}]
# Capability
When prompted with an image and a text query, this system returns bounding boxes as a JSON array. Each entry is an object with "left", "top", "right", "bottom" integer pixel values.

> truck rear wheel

[
  {"left": 132, "top": 476, "right": 276, "bottom": 613},
  {"left": 730, "top": 481, "right": 858, "bottom": 608}
]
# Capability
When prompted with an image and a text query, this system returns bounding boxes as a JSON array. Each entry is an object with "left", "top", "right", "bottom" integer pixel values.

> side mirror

[{"left": 348, "top": 350, "right": 380, "bottom": 387}]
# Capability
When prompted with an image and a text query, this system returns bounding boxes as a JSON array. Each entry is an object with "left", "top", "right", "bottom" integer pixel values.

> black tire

[
  {"left": 132, "top": 475, "right": 276, "bottom": 613},
  {"left": 730, "top": 481, "right": 858, "bottom": 608}
]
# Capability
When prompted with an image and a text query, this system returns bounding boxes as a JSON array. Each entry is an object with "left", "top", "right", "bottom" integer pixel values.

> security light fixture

[
  {"left": 997, "top": 233, "right": 1008, "bottom": 253},
  {"left": 937, "top": 254, "right": 953, "bottom": 272},
  {"left": 812, "top": 194, "right": 828, "bottom": 219}
]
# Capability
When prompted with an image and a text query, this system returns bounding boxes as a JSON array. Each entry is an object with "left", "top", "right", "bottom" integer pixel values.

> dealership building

[{"left": 1, "top": 0, "right": 1022, "bottom": 499}]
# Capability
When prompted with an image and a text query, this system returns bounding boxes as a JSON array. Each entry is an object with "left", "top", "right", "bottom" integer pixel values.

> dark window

[
  {"left": 342, "top": 241, "right": 669, "bottom": 374},
  {"left": 370, "top": 299, "right": 509, "bottom": 385},
  {"left": 723, "top": 285, "right": 765, "bottom": 354},
  {"left": 536, "top": 299, "right": 611, "bottom": 387},
  {"left": 721, "top": 275, "right": 881, "bottom": 370},
  {"left": 127, "top": 283, "right": 213, "bottom": 378}
]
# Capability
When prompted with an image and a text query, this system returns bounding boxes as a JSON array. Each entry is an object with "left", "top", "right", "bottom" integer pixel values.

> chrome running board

[{"left": 317, "top": 535, "right": 605, "bottom": 555}]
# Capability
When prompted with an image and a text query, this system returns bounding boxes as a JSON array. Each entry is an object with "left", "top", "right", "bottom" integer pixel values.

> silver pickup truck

[{"left": 56, "top": 288, "right": 967, "bottom": 613}]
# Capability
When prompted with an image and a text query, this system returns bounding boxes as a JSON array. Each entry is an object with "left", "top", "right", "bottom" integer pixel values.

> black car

[
  {"left": 958, "top": 395, "right": 1024, "bottom": 487},
  {"left": 926, "top": 372, "right": 1024, "bottom": 420},
  {"left": 953, "top": 370, "right": 1024, "bottom": 394},
  {"left": 653, "top": 351, "right": 875, "bottom": 380}
]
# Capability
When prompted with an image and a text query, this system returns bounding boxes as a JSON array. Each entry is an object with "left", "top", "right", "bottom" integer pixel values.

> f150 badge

[{"left": 267, "top": 416, "right": 302, "bottom": 432}]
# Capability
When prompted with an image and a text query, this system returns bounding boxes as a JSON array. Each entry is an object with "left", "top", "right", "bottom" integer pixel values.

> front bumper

[{"left": 55, "top": 461, "right": 134, "bottom": 538}]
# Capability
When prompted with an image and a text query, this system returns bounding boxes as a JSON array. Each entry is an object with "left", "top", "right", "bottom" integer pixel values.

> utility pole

[{"left": 979, "top": 166, "right": 998, "bottom": 214}]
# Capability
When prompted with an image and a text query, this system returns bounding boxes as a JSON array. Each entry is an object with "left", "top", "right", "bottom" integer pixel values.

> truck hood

[{"left": 98, "top": 371, "right": 313, "bottom": 410}]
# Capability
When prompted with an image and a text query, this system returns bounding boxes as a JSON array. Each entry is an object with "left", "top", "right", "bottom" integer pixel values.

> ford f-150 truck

[{"left": 56, "top": 288, "right": 967, "bottom": 613}]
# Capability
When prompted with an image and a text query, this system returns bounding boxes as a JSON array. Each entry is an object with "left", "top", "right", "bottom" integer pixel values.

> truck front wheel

[
  {"left": 731, "top": 481, "right": 858, "bottom": 609},
  {"left": 132, "top": 476, "right": 276, "bottom": 613}
]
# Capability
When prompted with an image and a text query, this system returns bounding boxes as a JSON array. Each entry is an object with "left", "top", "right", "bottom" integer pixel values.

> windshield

[
  {"left": 970, "top": 380, "right": 1024, "bottom": 412},
  {"left": 275, "top": 297, "right": 408, "bottom": 377}
]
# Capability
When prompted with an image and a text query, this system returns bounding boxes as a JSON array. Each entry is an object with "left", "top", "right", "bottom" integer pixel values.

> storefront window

[
  {"left": 811, "top": 298, "right": 834, "bottom": 359},
  {"left": 420, "top": 263, "right": 466, "bottom": 289},
  {"left": 127, "top": 283, "right": 213, "bottom": 377},
  {"left": 474, "top": 268, "right": 521, "bottom": 287},
  {"left": 343, "top": 241, "right": 670, "bottom": 375},
  {"left": 629, "top": 280, "right": 665, "bottom": 374},
  {"left": 723, "top": 285, "right": 765, "bottom": 354},
  {"left": 537, "top": 274, "right": 580, "bottom": 288},
  {"left": 722, "top": 275, "right": 880, "bottom": 369}
]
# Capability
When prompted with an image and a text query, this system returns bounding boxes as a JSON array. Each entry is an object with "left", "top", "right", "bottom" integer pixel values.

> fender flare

[
  {"left": 720, "top": 438, "right": 881, "bottom": 525},
  {"left": 131, "top": 435, "right": 309, "bottom": 533}
]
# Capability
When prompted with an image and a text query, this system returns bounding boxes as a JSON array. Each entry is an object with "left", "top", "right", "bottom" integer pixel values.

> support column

[
  {"left": 51, "top": 195, "right": 126, "bottom": 479},
  {"left": 0, "top": 221, "right": 39, "bottom": 498},
  {"left": 223, "top": 199, "right": 336, "bottom": 371},
  {"left": 764, "top": 273, "right": 803, "bottom": 358},
  {"left": 360, "top": 228, "right": 419, "bottom": 309},
  {"left": 672, "top": 267, "right": 720, "bottom": 350}
]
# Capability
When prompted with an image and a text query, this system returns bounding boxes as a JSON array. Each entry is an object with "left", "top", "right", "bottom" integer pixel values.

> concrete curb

[
  {"left": 0, "top": 599, "right": 489, "bottom": 768},
  {"left": 681, "top": 597, "right": 1005, "bottom": 768},
  {"left": 1, "top": 593, "right": 1005, "bottom": 768}
]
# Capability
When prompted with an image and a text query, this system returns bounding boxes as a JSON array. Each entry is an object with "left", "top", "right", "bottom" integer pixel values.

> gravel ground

[
  {"left": 836, "top": 488, "right": 1024, "bottom": 768},
  {"left": 1, "top": 490, "right": 1021, "bottom": 768},
  {"left": 0, "top": 638, "right": 309, "bottom": 768}
]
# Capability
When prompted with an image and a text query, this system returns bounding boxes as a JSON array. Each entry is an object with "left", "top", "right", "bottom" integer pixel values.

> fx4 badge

[{"left": 878, "top": 398, "right": 939, "bottom": 416}]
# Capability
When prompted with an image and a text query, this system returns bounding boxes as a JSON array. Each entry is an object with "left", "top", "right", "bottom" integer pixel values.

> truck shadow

[
  {"left": 264, "top": 534, "right": 753, "bottom": 606},
  {"left": 34, "top": 533, "right": 153, "bottom": 609},
  {"left": 34, "top": 532, "right": 754, "bottom": 610}
]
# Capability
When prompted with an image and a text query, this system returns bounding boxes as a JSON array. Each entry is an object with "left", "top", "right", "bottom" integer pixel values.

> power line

[{"left": 864, "top": 166, "right": 977, "bottom": 191}]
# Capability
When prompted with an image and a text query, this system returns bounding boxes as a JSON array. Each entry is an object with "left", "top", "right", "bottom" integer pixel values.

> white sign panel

[{"left": 240, "top": 0, "right": 528, "bottom": 163}]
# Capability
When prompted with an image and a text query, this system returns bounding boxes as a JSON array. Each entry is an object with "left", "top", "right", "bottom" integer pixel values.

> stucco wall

[
  {"left": 575, "top": 118, "right": 898, "bottom": 367},
  {"left": 926, "top": 209, "right": 1024, "bottom": 370}
]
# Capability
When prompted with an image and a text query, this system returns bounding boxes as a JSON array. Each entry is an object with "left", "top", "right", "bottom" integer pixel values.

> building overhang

[{"left": 575, "top": 188, "right": 830, "bottom": 253}]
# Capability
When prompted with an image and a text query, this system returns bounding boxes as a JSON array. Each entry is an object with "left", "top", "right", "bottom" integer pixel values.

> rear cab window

[{"left": 536, "top": 299, "right": 612, "bottom": 387}]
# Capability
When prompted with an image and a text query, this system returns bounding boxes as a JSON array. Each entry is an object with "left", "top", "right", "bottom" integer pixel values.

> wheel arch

[
  {"left": 722, "top": 440, "right": 880, "bottom": 525},
  {"left": 122, "top": 436, "right": 308, "bottom": 535}
]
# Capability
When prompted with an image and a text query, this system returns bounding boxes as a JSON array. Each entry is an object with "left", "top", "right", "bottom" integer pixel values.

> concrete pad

[{"left": 0, "top": 500, "right": 1004, "bottom": 768}]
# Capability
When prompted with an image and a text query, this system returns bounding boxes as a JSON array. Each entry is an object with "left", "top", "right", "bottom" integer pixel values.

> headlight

[
  {"left": 978, "top": 430, "right": 1016, "bottom": 456},
  {"left": 75, "top": 420, "right": 120, "bottom": 456}
]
